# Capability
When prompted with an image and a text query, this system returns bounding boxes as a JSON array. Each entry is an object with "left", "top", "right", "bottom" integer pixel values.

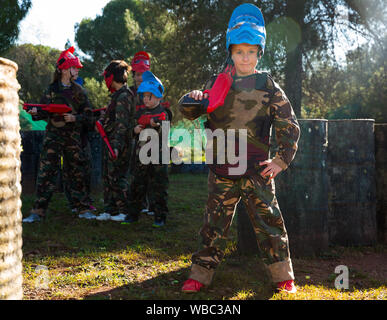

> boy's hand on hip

[{"left": 259, "top": 159, "right": 282, "bottom": 181}]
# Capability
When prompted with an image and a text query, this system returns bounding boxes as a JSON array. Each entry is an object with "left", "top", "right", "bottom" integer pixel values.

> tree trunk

[{"left": 284, "top": 0, "right": 306, "bottom": 118}]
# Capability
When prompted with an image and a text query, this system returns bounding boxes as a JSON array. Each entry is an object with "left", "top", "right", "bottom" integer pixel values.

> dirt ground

[{"left": 292, "top": 246, "right": 387, "bottom": 289}]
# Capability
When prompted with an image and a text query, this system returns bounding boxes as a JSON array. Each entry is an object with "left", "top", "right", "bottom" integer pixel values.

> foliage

[
  {"left": 0, "top": 0, "right": 32, "bottom": 55},
  {"left": 3, "top": 44, "right": 60, "bottom": 102},
  {"left": 75, "top": 0, "right": 156, "bottom": 77},
  {"left": 83, "top": 77, "right": 111, "bottom": 109},
  {"left": 302, "top": 34, "right": 387, "bottom": 122}
]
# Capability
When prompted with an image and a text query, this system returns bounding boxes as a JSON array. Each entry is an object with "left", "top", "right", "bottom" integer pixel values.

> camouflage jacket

[
  {"left": 204, "top": 71, "right": 300, "bottom": 179},
  {"left": 134, "top": 104, "right": 171, "bottom": 159},
  {"left": 34, "top": 81, "right": 93, "bottom": 133},
  {"left": 101, "top": 85, "right": 135, "bottom": 156}
]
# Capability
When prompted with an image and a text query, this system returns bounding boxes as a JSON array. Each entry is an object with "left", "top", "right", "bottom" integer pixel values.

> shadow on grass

[{"left": 83, "top": 254, "right": 276, "bottom": 300}]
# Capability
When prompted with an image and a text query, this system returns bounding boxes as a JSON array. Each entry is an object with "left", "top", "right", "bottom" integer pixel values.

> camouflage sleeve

[
  {"left": 75, "top": 88, "right": 94, "bottom": 130},
  {"left": 270, "top": 80, "right": 300, "bottom": 170},
  {"left": 111, "top": 94, "right": 135, "bottom": 153}
]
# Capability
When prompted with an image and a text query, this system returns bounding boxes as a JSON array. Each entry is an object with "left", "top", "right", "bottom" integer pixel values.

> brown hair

[
  {"left": 104, "top": 60, "right": 131, "bottom": 84},
  {"left": 52, "top": 67, "right": 84, "bottom": 103}
]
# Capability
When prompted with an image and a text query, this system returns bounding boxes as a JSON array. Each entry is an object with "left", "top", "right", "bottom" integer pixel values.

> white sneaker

[
  {"left": 147, "top": 211, "right": 155, "bottom": 216},
  {"left": 110, "top": 213, "right": 127, "bottom": 222},
  {"left": 141, "top": 208, "right": 149, "bottom": 214},
  {"left": 96, "top": 212, "right": 111, "bottom": 221},
  {"left": 78, "top": 211, "right": 97, "bottom": 219}
]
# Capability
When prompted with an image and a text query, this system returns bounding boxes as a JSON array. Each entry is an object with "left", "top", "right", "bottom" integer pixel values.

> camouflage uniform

[
  {"left": 30, "top": 82, "right": 94, "bottom": 216},
  {"left": 187, "top": 72, "right": 300, "bottom": 286},
  {"left": 127, "top": 103, "right": 171, "bottom": 223},
  {"left": 101, "top": 85, "right": 135, "bottom": 215}
]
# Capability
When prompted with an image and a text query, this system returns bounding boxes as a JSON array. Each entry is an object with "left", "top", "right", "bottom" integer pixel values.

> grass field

[{"left": 21, "top": 173, "right": 386, "bottom": 300}]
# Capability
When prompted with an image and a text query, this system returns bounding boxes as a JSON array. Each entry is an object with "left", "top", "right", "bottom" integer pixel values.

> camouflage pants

[
  {"left": 63, "top": 141, "right": 93, "bottom": 208},
  {"left": 128, "top": 160, "right": 169, "bottom": 221},
  {"left": 102, "top": 146, "right": 130, "bottom": 215},
  {"left": 189, "top": 170, "right": 294, "bottom": 286},
  {"left": 32, "top": 130, "right": 90, "bottom": 215}
]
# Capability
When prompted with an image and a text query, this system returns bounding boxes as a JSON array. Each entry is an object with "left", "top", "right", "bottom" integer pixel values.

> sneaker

[
  {"left": 71, "top": 208, "right": 78, "bottom": 213},
  {"left": 277, "top": 280, "right": 297, "bottom": 293},
  {"left": 110, "top": 213, "right": 127, "bottom": 222},
  {"left": 22, "top": 213, "right": 42, "bottom": 223},
  {"left": 181, "top": 279, "right": 204, "bottom": 293},
  {"left": 152, "top": 219, "right": 165, "bottom": 227},
  {"left": 78, "top": 211, "right": 97, "bottom": 219},
  {"left": 147, "top": 211, "right": 155, "bottom": 216},
  {"left": 141, "top": 208, "right": 149, "bottom": 214},
  {"left": 96, "top": 212, "right": 111, "bottom": 221},
  {"left": 121, "top": 216, "right": 139, "bottom": 224}
]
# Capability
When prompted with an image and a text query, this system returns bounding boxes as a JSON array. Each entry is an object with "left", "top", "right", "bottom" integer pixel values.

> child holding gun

[
  {"left": 23, "top": 47, "right": 95, "bottom": 222},
  {"left": 124, "top": 71, "right": 171, "bottom": 227},
  {"left": 95, "top": 60, "right": 135, "bottom": 222}
]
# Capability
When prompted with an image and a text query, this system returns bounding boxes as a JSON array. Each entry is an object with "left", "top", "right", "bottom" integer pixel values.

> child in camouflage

[
  {"left": 95, "top": 60, "right": 136, "bottom": 222},
  {"left": 124, "top": 71, "right": 171, "bottom": 227},
  {"left": 179, "top": 4, "right": 300, "bottom": 293}
]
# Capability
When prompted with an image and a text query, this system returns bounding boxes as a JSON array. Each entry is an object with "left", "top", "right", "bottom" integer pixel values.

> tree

[
  {"left": 75, "top": 0, "right": 150, "bottom": 77},
  {"left": 83, "top": 77, "right": 110, "bottom": 108},
  {"left": 0, "top": 0, "right": 32, "bottom": 55},
  {"left": 3, "top": 44, "right": 60, "bottom": 102},
  {"left": 302, "top": 34, "right": 387, "bottom": 122}
]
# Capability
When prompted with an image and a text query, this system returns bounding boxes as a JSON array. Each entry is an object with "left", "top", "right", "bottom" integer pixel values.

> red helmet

[
  {"left": 131, "top": 51, "right": 150, "bottom": 73},
  {"left": 57, "top": 46, "right": 83, "bottom": 70}
]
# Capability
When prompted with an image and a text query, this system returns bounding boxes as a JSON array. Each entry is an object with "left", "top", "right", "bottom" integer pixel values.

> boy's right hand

[
  {"left": 134, "top": 124, "right": 144, "bottom": 134},
  {"left": 188, "top": 90, "right": 209, "bottom": 101},
  {"left": 27, "top": 107, "right": 38, "bottom": 115}
]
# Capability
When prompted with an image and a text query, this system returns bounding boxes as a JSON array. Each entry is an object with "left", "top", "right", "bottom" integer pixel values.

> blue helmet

[
  {"left": 137, "top": 71, "right": 164, "bottom": 98},
  {"left": 226, "top": 3, "right": 266, "bottom": 54}
]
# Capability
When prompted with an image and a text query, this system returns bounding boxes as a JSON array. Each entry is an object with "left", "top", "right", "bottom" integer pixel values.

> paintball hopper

[{"left": 178, "top": 95, "right": 209, "bottom": 120}]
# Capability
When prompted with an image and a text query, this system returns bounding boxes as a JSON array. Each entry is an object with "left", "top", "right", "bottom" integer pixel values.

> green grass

[{"left": 21, "top": 173, "right": 387, "bottom": 300}]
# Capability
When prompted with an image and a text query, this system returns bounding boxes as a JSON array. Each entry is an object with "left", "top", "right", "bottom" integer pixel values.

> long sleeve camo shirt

[
  {"left": 101, "top": 85, "right": 135, "bottom": 158},
  {"left": 203, "top": 71, "right": 300, "bottom": 179},
  {"left": 33, "top": 81, "right": 94, "bottom": 134}
]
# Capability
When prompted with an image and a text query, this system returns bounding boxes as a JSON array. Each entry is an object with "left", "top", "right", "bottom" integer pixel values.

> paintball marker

[
  {"left": 95, "top": 120, "right": 117, "bottom": 160},
  {"left": 137, "top": 113, "right": 166, "bottom": 128},
  {"left": 23, "top": 103, "right": 72, "bottom": 114},
  {"left": 179, "top": 54, "right": 235, "bottom": 120},
  {"left": 92, "top": 107, "right": 107, "bottom": 118}
]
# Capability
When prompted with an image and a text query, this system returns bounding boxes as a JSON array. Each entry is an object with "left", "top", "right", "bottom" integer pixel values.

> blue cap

[
  {"left": 226, "top": 3, "right": 266, "bottom": 53},
  {"left": 137, "top": 71, "right": 164, "bottom": 98}
]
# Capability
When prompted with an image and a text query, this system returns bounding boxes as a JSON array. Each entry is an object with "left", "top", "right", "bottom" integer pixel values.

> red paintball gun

[
  {"left": 95, "top": 120, "right": 117, "bottom": 160},
  {"left": 179, "top": 54, "right": 235, "bottom": 119},
  {"left": 23, "top": 103, "right": 72, "bottom": 114},
  {"left": 137, "top": 113, "right": 166, "bottom": 128}
]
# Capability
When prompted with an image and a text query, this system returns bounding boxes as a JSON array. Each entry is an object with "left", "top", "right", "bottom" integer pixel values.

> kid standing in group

[
  {"left": 23, "top": 47, "right": 95, "bottom": 222},
  {"left": 125, "top": 71, "right": 171, "bottom": 227},
  {"left": 179, "top": 4, "right": 300, "bottom": 293},
  {"left": 95, "top": 60, "right": 135, "bottom": 222},
  {"left": 129, "top": 51, "right": 154, "bottom": 215}
]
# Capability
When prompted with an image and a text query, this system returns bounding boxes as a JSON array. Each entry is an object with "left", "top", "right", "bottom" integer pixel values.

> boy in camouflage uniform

[
  {"left": 129, "top": 51, "right": 152, "bottom": 214},
  {"left": 95, "top": 60, "right": 135, "bottom": 222},
  {"left": 23, "top": 47, "right": 95, "bottom": 222},
  {"left": 179, "top": 4, "right": 300, "bottom": 293},
  {"left": 124, "top": 71, "right": 171, "bottom": 227}
]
